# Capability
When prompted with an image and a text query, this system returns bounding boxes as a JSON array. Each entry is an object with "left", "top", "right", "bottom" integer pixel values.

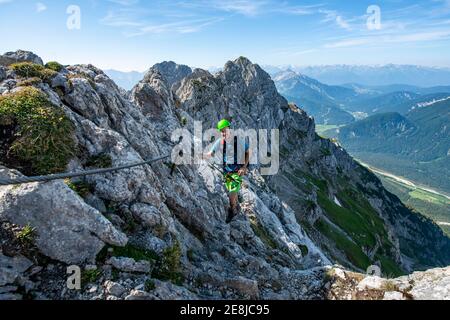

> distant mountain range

[
  {"left": 273, "top": 70, "right": 358, "bottom": 125},
  {"left": 345, "top": 91, "right": 421, "bottom": 114},
  {"left": 343, "top": 83, "right": 450, "bottom": 95},
  {"left": 106, "top": 64, "right": 450, "bottom": 90},
  {"left": 268, "top": 65, "right": 450, "bottom": 87},
  {"left": 360, "top": 93, "right": 450, "bottom": 115},
  {"left": 273, "top": 69, "right": 450, "bottom": 123},
  {"left": 104, "top": 69, "right": 145, "bottom": 90}
]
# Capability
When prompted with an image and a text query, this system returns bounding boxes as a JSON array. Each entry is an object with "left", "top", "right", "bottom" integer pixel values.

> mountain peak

[
  {"left": 234, "top": 56, "right": 253, "bottom": 66},
  {"left": 221, "top": 56, "right": 273, "bottom": 87},
  {"left": 143, "top": 60, "right": 192, "bottom": 89},
  {"left": 0, "top": 49, "right": 44, "bottom": 66},
  {"left": 223, "top": 56, "right": 262, "bottom": 73}
]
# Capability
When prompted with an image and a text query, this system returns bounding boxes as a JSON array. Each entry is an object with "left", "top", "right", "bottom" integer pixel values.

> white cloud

[
  {"left": 319, "top": 9, "right": 352, "bottom": 31},
  {"left": 186, "top": 0, "right": 316, "bottom": 17},
  {"left": 336, "top": 16, "right": 350, "bottom": 30},
  {"left": 36, "top": 2, "right": 46, "bottom": 13},
  {"left": 324, "top": 29, "right": 450, "bottom": 48},
  {"left": 275, "top": 4, "right": 324, "bottom": 16},
  {"left": 101, "top": 1, "right": 226, "bottom": 36},
  {"left": 286, "top": 49, "right": 317, "bottom": 57},
  {"left": 107, "top": 0, "right": 139, "bottom": 5},
  {"left": 325, "top": 38, "right": 371, "bottom": 49},
  {"left": 101, "top": 9, "right": 145, "bottom": 27},
  {"left": 123, "top": 17, "right": 223, "bottom": 37},
  {"left": 210, "top": 0, "right": 267, "bottom": 16},
  {"left": 0, "top": 0, "right": 14, "bottom": 4}
]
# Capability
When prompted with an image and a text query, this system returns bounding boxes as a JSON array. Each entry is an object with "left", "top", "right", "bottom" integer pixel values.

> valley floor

[
  {"left": 357, "top": 160, "right": 450, "bottom": 237},
  {"left": 358, "top": 160, "right": 450, "bottom": 200}
]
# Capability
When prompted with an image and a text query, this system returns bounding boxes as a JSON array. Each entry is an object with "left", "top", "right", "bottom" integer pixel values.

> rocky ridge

[{"left": 0, "top": 50, "right": 449, "bottom": 300}]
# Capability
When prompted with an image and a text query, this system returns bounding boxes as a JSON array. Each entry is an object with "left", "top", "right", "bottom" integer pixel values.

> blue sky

[{"left": 1, "top": 0, "right": 450, "bottom": 71}]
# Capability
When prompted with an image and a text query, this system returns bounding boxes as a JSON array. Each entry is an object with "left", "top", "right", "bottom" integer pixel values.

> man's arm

[
  {"left": 203, "top": 139, "right": 220, "bottom": 160},
  {"left": 238, "top": 150, "right": 250, "bottom": 176}
]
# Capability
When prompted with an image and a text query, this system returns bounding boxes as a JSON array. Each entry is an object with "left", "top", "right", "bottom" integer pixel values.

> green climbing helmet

[{"left": 217, "top": 119, "right": 231, "bottom": 131}]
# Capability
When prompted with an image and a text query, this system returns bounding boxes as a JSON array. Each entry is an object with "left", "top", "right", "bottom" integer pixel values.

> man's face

[{"left": 221, "top": 127, "right": 230, "bottom": 140}]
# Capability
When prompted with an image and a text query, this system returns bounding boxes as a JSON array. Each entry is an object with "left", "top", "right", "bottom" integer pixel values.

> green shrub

[
  {"left": 82, "top": 269, "right": 102, "bottom": 285},
  {"left": 11, "top": 62, "right": 44, "bottom": 78},
  {"left": 108, "top": 244, "right": 159, "bottom": 262},
  {"left": 0, "top": 87, "right": 76, "bottom": 174},
  {"left": 65, "top": 179, "right": 92, "bottom": 198},
  {"left": 45, "top": 61, "right": 63, "bottom": 72},
  {"left": 145, "top": 279, "right": 156, "bottom": 291},
  {"left": 153, "top": 241, "right": 184, "bottom": 285},
  {"left": 39, "top": 68, "right": 58, "bottom": 82},
  {"left": 111, "top": 268, "right": 120, "bottom": 280},
  {"left": 298, "top": 244, "right": 309, "bottom": 257},
  {"left": 11, "top": 62, "right": 57, "bottom": 82},
  {"left": 17, "top": 224, "right": 36, "bottom": 244},
  {"left": 320, "top": 147, "right": 332, "bottom": 157},
  {"left": 86, "top": 153, "right": 113, "bottom": 168},
  {"left": 101, "top": 242, "right": 184, "bottom": 286},
  {"left": 304, "top": 199, "right": 316, "bottom": 211},
  {"left": 187, "top": 249, "right": 195, "bottom": 262},
  {"left": 249, "top": 215, "right": 278, "bottom": 249},
  {"left": 17, "top": 77, "right": 42, "bottom": 87}
]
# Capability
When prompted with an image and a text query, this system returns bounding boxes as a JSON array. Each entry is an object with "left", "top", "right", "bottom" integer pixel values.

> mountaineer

[{"left": 204, "top": 119, "right": 250, "bottom": 223}]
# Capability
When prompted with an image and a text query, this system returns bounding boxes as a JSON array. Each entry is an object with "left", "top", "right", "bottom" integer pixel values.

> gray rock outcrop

[
  {"left": 0, "top": 167, "right": 128, "bottom": 264},
  {"left": 0, "top": 50, "right": 44, "bottom": 66},
  {"left": 326, "top": 266, "right": 450, "bottom": 300}
]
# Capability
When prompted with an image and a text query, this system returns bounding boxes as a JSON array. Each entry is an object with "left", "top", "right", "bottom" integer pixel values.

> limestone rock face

[
  {"left": 0, "top": 50, "right": 44, "bottom": 66},
  {"left": 149, "top": 61, "right": 192, "bottom": 91},
  {"left": 326, "top": 266, "right": 450, "bottom": 300},
  {"left": 0, "top": 167, "right": 128, "bottom": 264},
  {"left": 0, "top": 253, "right": 33, "bottom": 286},
  {"left": 106, "top": 257, "right": 152, "bottom": 273},
  {"left": 0, "top": 67, "right": 6, "bottom": 82}
]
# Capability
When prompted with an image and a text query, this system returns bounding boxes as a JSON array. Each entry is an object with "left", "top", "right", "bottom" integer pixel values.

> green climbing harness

[{"left": 224, "top": 172, "right": 242, "bottom": 193}]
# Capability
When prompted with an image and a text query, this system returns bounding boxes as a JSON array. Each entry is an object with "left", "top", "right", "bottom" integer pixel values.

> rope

[
  {"left": 0, "top": 154, "right": 170, "bottom": 186},
  {"left": 208, "top": 162, "right": 242, "bottom": 183}
]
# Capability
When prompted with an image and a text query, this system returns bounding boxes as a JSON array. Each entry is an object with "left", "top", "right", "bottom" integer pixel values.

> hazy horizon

[
  {"left": 2, "top": 0, "right": 450, "bottom": 71},
  {"left": 101, "top": 62, "right": 450, "bottom": 74}
]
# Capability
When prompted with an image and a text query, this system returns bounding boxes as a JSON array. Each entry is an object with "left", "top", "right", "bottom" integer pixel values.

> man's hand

[
  {"left": 202, "top": 152, "right": 213, "bottom": 160},
  {"left": 237, "top": 167, "right": 248, "bottom": 176}
]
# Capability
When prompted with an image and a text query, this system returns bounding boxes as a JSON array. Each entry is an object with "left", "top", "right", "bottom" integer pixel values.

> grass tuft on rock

[
  {"left": 17, "top": 77, "right": 42, "bottom": 87},
  {"left": 145, "top": 279, "right": 156, "bottom": 291},
  {"left": 11, "top": 62, "right": 44, "bottom": 78},
  {"left": 11, "top": 62, "right": 58, "bottom": 82},
  {"left": 65, "top": 179, "right": 92, "bottom": 198},
  {"left": 98, "top": 241, "right": 184, "bottom": 286},
  {"left": 153, "top": 241, "right": 184, "bottom": 285},
  {"left": 17, "top": 224, "right": 36, "bottom": 245},
  {"left": 45, "top": 61, "right": 63, "bottom": 72},
  {"left": 82, "top": 269, "right": 102, "bottom": 285},
  {"left": 0, "top": 87, "right": 76, "bottom": 175},
  {"left": 86, "top": 153, "right": 113, "bottom": 168},
  {"left": 249, "top": 215, "right": 278, "bottom": 249},
  {"left": 298, "top": 244, "right": 309, "bottom": 257}
]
